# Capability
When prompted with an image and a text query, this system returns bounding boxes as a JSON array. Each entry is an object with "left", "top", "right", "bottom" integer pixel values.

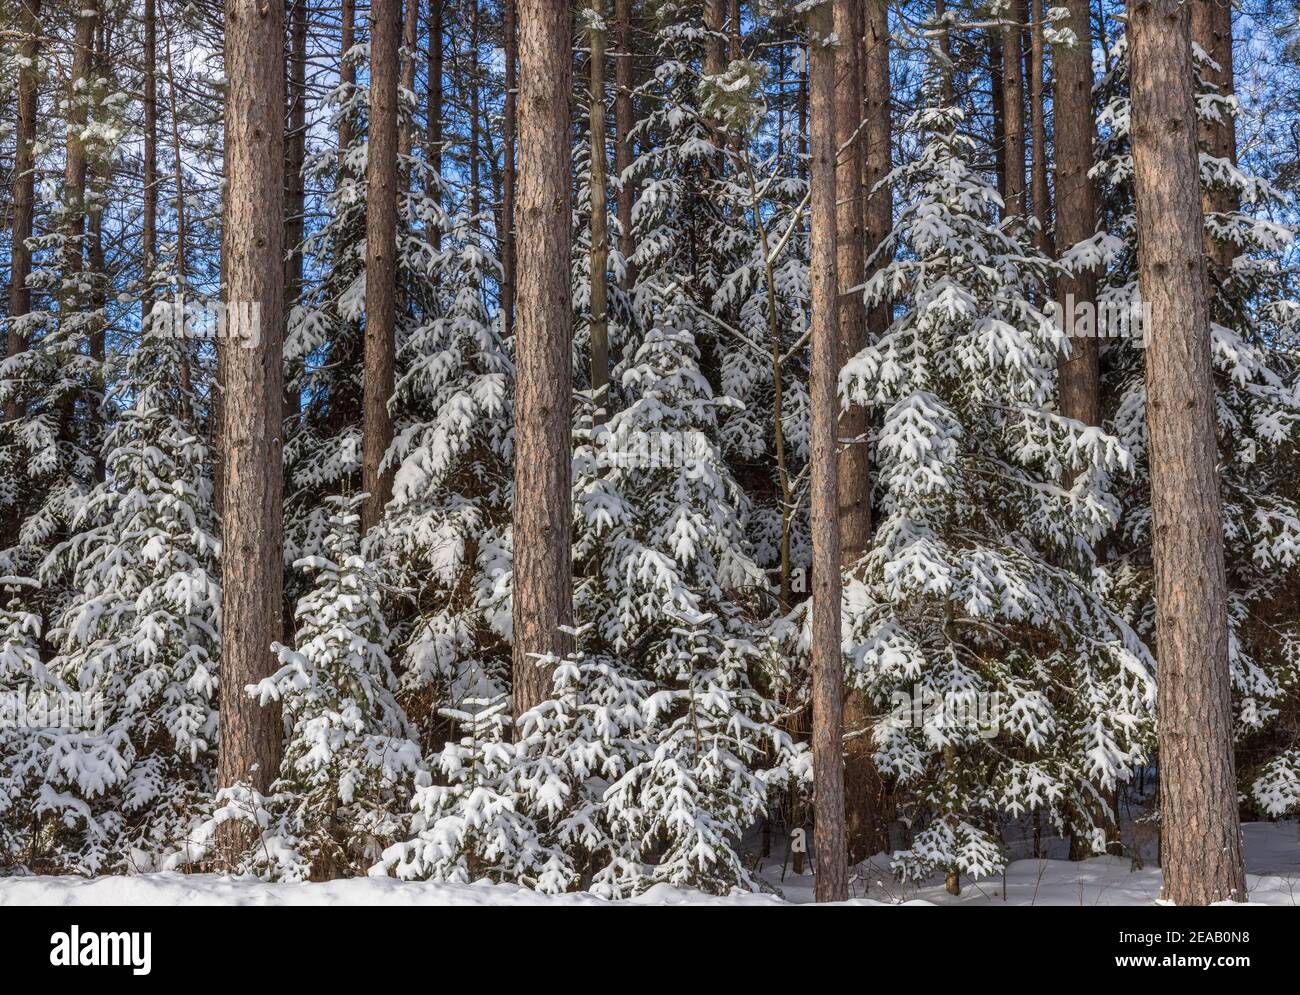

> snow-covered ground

[
  {"left": 758, "top": 821, "right": 1300, "bottom": 905},
  {"left": 2, "top": 822, "right": 1294, "bottom": 906}
]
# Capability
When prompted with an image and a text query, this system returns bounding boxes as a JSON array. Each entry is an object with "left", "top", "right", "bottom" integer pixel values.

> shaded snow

[
  {"left": 1, "top": 822, "right": 1294, "bottom": 907},
  {"left": 759, "top": 821, "right": 1299, "bottom": 906}
]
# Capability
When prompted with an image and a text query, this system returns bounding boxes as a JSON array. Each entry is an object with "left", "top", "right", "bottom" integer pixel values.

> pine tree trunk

[
  {"left": 216, "top": 0, "right": 286, "bottom": 859},
  {"left": 705, "top": 0, "right": 724, "bottom": 77},
  {"left": 1054, "top": 0, "right": 1100, "bottom": 427},
  {"left": 936, "top": 0, "right": 953, "bottom": 106},
  {"left": 142, "top": 0, "right": 158, "bottom": 327},
  {"left": 835, "top": 0, "right": 875, "bottom": 866},
  {"left": 400, "top": 0, "right": 418, "bottom": 160},
  {"left": 513, "top": 0, "right": 574, "bottom": 718},
  {"left": 427, "top": 0, "right": 443, "bottom": 251},
  {"left": 1000, "top": 4, "right": 1026, "bottom": 217},
  {"left": 469, "top": 1, "right": 482, "bottom": 221},
  {"left": 5, "top": 0, "right": 40, "bottom": 424},
  {"left": 835, "top": 0, "right": 866, "bottom": 565},
  {"left": 1129, "top": 0, "right": 1246, "bottom": 906},
  {"left": 339, "top": 0, "right": 356, "bottom": 167},
  {"left": 588, "top": 3, "right": 610, "bottom": 422},
  {"left": 285, "top": 0, "right": 308, "bottom": 423},
  {"left": 88, "top": 21, "right": 107, "bottom": 483},
  {"left": 1029, "top": 0, "right": 1052, "bottom": 258},
  {"left": 62, "top": 5, "right": 97, "bottom": 318},
  {"left": 862, "top": 0, "right": 890, "bottom": 339},
  {"left": 808, "top": 0, "right": 847, "bottom": 904},
  {"left": 160, "top": 3, "right": 191, "bottom": 397},
  {"left": 613, "top": 0, "right": 635, "bottom": 292},
  {"left": 503, "top": 0, "right": 518, "bottom": 330},
  {"left": 361, "top": 0, "right": 400, "bottom": 533},
  {"left": 1191, "top": 0, "right": 1238, "bottom": 270},
  {"left": 989, "top": 34, "right": 1006, "bottom": 204}
]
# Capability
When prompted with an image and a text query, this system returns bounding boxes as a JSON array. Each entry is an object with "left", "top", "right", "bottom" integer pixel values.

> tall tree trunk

[
  {"left": 990, "top": 33, "right": 1006, "bottom": 203},
  {"left": 62, "top": 4, "right": 97, "bottom": 319},
  {"left": 142, "top": 0, "right": 158, "bottom": 327},
  {"left": 400, "top": 0, "right": 418, "bottom": 159},
  {"left": 613, "top": 0, "right": 635, "bottom": 292},
  {"left": 588, "top": 2, "right": 609, "bottom": 421},
  {"left": 1191, "top": 0, "right": 1238, "bottom": 271},
  {"left": 798, "top": 40, "right": 808, "bottom": 182},
  {"left": 502, "top": 0, "right": 518, "bottom": 329},
  {"left": 1054, "top": 0, "right": 1100, "bottom": 428},
  {"left": 427, "top": 0, "right": 443, "bottom": 250},
  {"left": 88, "top": 20, "right": 108, "bottom": 482},
  {"left": 851, "top": 0, "right": 896, "bottom": 862},
  {"left": 705, "top": 0, "right": 724, "bottom": 76},
  {"left": 1129, "top": 0, "right": 1246, "bottom": 906},
  {"left": 160, "top": 2, "right": 191, "bottom": 398},
  {"left": 216, "top": 0, "right": 286, "bottom": 857},
  {"left": 5, "top": 0, "right": 40, "bottom": 424},
  {"left": 808, "top": 0, "right": 846, "bottom": 904},
  {"left": 362, "top": 0, "right": 400, "bottom": 533},
  {"left": 838, "top": 0, "right": 880, "bottom": 866},
  {"left": 339, "top": 0, "right": 356, "bottom": 165},
  {"left": 1000, "top": 2, "right": 1026, "bottom": 217},
  {"left": 835, "top": 0, "right": 866, "bottom": 564},
  {"left": 936, "top": 0, "right": 953, "bottom": 106},
  {"left": 862, "top": 0, "right": 890, "bottom": 335},
  {"left": 513, "top": 0, "right": 574, "bottom": 718},
  {"left": 285, "top": 0, "right": 308, "bottom": 422},
  {"left": 1029, "top": 0, "right": 1052, "bottom": 258},
  {"left": 469, "top": 0, "right": 482, "bottom": 221}
]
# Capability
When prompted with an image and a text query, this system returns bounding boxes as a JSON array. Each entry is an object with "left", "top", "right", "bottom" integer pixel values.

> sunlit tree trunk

[
  {"left": 1054, "top": 0, "right": 1100, "bottom": 428},
  {"left": 808, "top": 0, "right": 847, "bottom": 904},
  {"left": 6, "top": 0, "right": 41, "bottom": 425},
  {"left": 1130, "top": 0, "right": 1246, "bottom": 906},
  {"left": 361, "top": 0, "right": 400, "bottom": 533},
  {"left": 216, "top": 0, "right": 287, "bottom": 863},
  {"left": 587, "top": 2, "right": 610, "bottom": 421},
  {"left": 513, "top": 0, "right": 575, "bottom": 717}
]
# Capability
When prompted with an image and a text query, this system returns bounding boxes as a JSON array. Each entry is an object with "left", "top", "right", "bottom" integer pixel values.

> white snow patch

[{"left": 1, "top": 822, "right": 1293, "bottom": 907}]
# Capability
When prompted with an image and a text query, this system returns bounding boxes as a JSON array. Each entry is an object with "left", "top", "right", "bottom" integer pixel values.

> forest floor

[
  {"left": 0, "top": 821, "right": 1295, "bottom": 906},
  {"left": 756, "top": 821, "right": 1300, "bottom": 906}
]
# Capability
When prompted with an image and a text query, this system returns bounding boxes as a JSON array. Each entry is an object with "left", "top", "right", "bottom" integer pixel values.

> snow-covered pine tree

[
  {"left": 169, "top": 495, "right": 421, "bottom": 880},
  {"left": 566, "top": 5, "right": 803, "bottom": 891},
  {"left": 29, "top": 296, "right": 219, "bottom": 874},
  {"left": 253, "top": 495, "right": 421, "bottom": 879},
  {"left": 840, "top": 66, "right": 1154, "bottom": 890},
  {"left": 285, "top": 23, "right": 447, "bottom": 571},
  {"left": 375, "top": 645, "right": 653, "bottom": 896},
  {"left": 0, "top": 8, "right": 126, "bottom": 622},
  {"left": 374, "top": 209, "right": 514, "bottom": 741},
  {"left": 1092, "top": 32, "right": 1300, "bottom": 819},
  {"left": 0, "top": 575, "right": 57, "bottom": 870}
]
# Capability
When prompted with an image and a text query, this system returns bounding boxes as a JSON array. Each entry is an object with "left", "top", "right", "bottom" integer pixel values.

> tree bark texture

[
  {"left": 808, "top": 0, "right": 847, "bottom": 904},
  {"left": 588, "top": 3, "right": 610, "bottom": 421},
  {"left": 217, "top": 0, "right": 286, "bottom": 840},
  {"left": 512, "top": 0, "right": 575, "bottom": 718},
  {"left": 5, "top": 0, "right": 41, "bottom": 423},
  {"left": 1053, "top": 0, "right": 1100, "bottom": 427},
  {"left": 362, "top": 0, "right": 400, "bottom": 533},
  {"left": 1129, "top": 0, "right": 1246, "bottom": 906}
]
